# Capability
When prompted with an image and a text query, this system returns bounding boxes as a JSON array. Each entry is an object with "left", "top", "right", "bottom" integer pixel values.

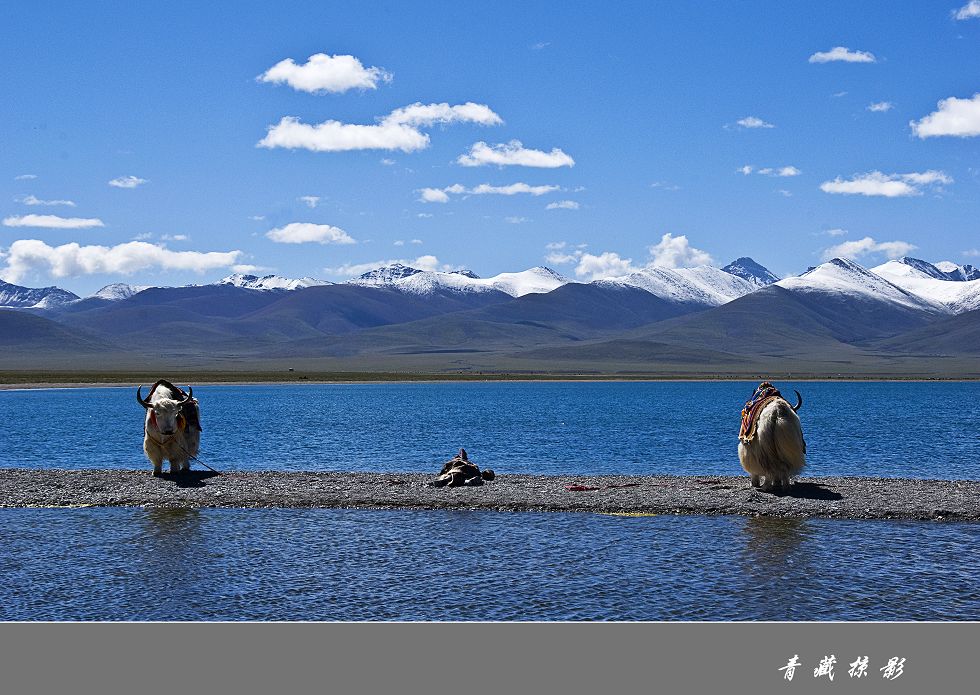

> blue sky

[{"left": 2, "top": 0, "right": 979, "bottom": 295}]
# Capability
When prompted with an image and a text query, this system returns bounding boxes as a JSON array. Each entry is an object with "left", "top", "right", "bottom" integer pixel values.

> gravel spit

[{"left": 1, "top": 469, "right": 978, "bottom": 521}]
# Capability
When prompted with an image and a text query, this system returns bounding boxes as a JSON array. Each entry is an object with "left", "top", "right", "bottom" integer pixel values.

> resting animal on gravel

[
  {"left": 737, "top": 382, "right": 805, "bottom": 492},
  {"left": 137, "top": 380, "right": 202, "bottom": 476},
  {"left": 431, "top": 448, "right": 495, "bottom": 487}
]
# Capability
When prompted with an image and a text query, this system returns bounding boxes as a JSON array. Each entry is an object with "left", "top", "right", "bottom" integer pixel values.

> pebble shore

[{"left": 1, "top": 469, "right": 978, "bottom": 521}]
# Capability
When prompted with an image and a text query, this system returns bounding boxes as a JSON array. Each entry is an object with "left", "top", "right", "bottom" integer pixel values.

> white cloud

[
  {"left": 258, "top": 102, "right": 502, "bottom": 154},
  {"left": 299, "top": 195, "right": 321, "bottom": 208},
  {"left": 232, "top": 264, "right": 269, "bottom": 274},
  {"left": 3, "top": 214, "right": 104, "bottom": 229},
  {"left": 0, "top": 240, "right": 242, "bottom": 283},
  {"left": 16, "top": 194, "right": 75, "bottom": 207},
  {"left": 832, "top": 91, "right": 848, "bottom": 98},
  {"left": 546, "top": 200, "right": 580, "bottom": 210},
  {"left": 324, "top": 254, "right": 449, "bottom": 278},
  {"left": 265, "top": 222, "right": 355, "bottom": 245},
  {"left": 380, "top": 158, "right": 395, "bottom": 166},
  {"left": 963, "top": 248, "right": 980, "bottom": 257},
  {"left": 648, "top": 232, "right": 713, "bottom": 268},
  {"left": 650, "top": 181, "right": 680, "bottom": 190},
  {"left": 736, "top": 116, "right": 775, "bottom": 129},
  {"left": 457, "top": 140, "right": 574, "bottom": 168},
  {"left": 108, "top": 175, "right": 147, "bottom": 188},
  {"left": 418, "top": 187, "right": 450, "bottom": 203},
  {"left": 867, "top": 101, "right": 894, "bottom": 112},
  {"left": 954, "top": 1, "right": 980, "bottom": 20},
  {"left": 910, "top": 93, "right": 980, "bottom": 138},
  {"left": 819, "top": 170, "right": 952, "bottom": 197},
  {"left": 531, "top": 41, "right": 551, "bottom": 50},
  {"left": 740, "top": 165, "right": 800, "bottom": 177},
  {"left": 419, "top": 182, "right": 560, "bottom": 202},
  {"left": 161, "top": 234, "right": 188, "bottom": 241},
  {"left": 416, "top": 213, "right": 434, "bottom": 218},
  {"left": 393, "top": 240, "right": 405, "bottom": 246},
  {"left": 570, "top": 233, "right": 713, "bottom": 280},
  {"left": 249, "top": 215, "right": 266, "bottom": 221},
  {"left": 575, "top": 252, "right": 638, "bottom": 280},
  {"left": 14, "top": 174, "right": 37, "bottom": 180},
  {"left": 778, "top": 190, "right": 792, "bottom": 197},
  {"left": 808, "top": 46, "right": 876, "bottom": 63},
  {"left": 411, "top": 238, "right": 423, "bottom": 244},
  {"left": 824, "top": 228, "right": 849, "bottom": 237},
  {"left": 505, "top": 216, "right": 528, "bottom": 224},
  {"left": 257, "top": 53, "right": 391, "bottom": 94},
  {"left": 821, "top": 236, "right": 917, "bottom": 262}
]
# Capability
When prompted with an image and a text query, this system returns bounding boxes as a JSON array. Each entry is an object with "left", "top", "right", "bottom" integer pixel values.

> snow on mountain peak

[
  {"left": 598, "top": 264, "right": 756, "bottom": 306},
  {"left": 934, "top": 261, "right": 980, "bottom": 282},
  {"left": 721, "top": 257, "right": 780, "bottom": 288},
  {"left": 92, "top": 283, "right": 152, "bottom": 301},
  {"left": 217, "top": 274, "right": 330, "bottom": 291},
  {"left": 780, "top": 258, "right": 948, "bottom": 313},
  {"left": 872, "top": 259, "right": 980, "bottom": 314},
  {"left": 355, "top": 264, "right": 424, "bottom": 285},
  {"left": 0, "top": 279, "right": 79, "bottom": 309}
]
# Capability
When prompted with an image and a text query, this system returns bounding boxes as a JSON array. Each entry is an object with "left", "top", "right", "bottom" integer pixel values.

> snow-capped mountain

[
  {"left": 350, "top": 264, "right": 569, "bottom": 297},
  {"left": 934, "top": 261, "right": 980, "bottom": 282},
  {"left": 721, "top": 257, "right": 780, "bottom": 288},
  {"left": 598, "top": 265, "right": 758, "bottom": 306},
  {"left": 779, "top": 258, "right": 949, "bottom": 314},
  {"left": 872, "top": 258, "right": 980, "bottom": 314},
  {"left": 216, "top": 273, "right": 331, "bottom": 291},
  {"left": 0, "top": 279, "right": 79, "bottom": 309},
  {"left": 92, "top": 283, "right": 153, "bottom": 301}
]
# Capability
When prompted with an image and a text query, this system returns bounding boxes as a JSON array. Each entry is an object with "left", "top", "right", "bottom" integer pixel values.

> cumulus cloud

[
  {"left": 736, "top": 116, "right": 775, "bottom": 129},
  {"left": 867, "top": 101, "right": 894, "bottom": 112},
  {"left": 819, "top": 170, "right": 952, "bottom": 197},
  {"left": 546, "top": 200, "right": 579, "bottom": 210},
  {"left": 108, "top": 175, "right": 147, "bottom": 188},
  {"left": 418, "top": 182, "right": 560, "bottom": 202},
  {"left": 324, "top": 254, "right": 450, "bottom": 278},
  {"left": 258, "top": 102, "right": 502, "bottom": 153},
  {"left": 954, "top": 1, "right": 980, "bottom": 19},
  {"left": 910, "top": 93, "right": 980, "bottom": 138},
  {"left": 648, "top": 232, "right": 713, "bottom": 268},
  {"left": 0, "top": 240, "right": 242, "bottom": 283},
  {"left": 808, "top": 46, "right": 876, "bottom": 63},
  {"left": 544, "top": 241, "right": 589, "bottom": 266},
  {"left": 257, "top": 53, "right": 392, "bottom": 94},
  {"left": 298, "top": 195, "right": 321, "bottom": 208},
  {"left": 3, "top": 214, "right": 104, "bottom": 229},
  {"left": 265, "top": 222, "right": 355, "bottom": 245},
  {"left": 821, "top": 237, "right": 917, "bottom": 262},
  {"left": 568, "top": 234, "right": 713, "bottom": 280},
  {"left": 575, "top": 252, "right": 638, "bottom": 281},
  {"left": 457, "top": 140, "right": 574, "bottom": 168},
  {"left": 16, "top": 194, "right": 75, "bottom": 207},
  {"left": 14, "top": 174, "right": 37, "bottom": 180}
]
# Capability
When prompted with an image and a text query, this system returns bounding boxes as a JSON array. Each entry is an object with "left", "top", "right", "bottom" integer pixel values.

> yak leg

[
  {"left": 750, "top": 474, "right": 762, "bottom": 488},
  {"left": 145, "top": 446, "right": 164, "bottom": 477},
  {"left": 169, "top": 458, "right": 181, "bottom": 475}
]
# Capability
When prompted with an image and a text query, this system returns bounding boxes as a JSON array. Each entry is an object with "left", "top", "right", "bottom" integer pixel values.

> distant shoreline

[
  {"left": 2, "top": 372, "right": 978, "bottom": 390},
  {"left": 2, "top": 470, "right": 978, "bottom": 521}
]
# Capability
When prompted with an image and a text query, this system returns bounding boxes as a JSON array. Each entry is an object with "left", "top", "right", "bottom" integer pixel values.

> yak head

[{"left": 137, "top": 383, "right": 193, "bottom": 436}]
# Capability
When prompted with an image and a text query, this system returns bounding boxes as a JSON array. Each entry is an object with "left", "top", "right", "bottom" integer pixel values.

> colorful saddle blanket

[{"left": 738, "top": 382, "right": 782, "bottom": 443}]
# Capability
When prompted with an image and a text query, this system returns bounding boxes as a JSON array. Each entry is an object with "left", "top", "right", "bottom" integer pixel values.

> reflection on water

[{"left": 1, "top": 508, "right": 978, "bottom": 621}]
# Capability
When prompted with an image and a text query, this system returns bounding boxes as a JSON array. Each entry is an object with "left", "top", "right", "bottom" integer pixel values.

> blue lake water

[
  {"left": 1, "top": 507, "right": 978, "bottom": 621},
  {"left": 2, "top": 382, "right": 978, "bottom": 621},
  {"left": 1, "top": 381, "right": 977, "bottom": 478}
]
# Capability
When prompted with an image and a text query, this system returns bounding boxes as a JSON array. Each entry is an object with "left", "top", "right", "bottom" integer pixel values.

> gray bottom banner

[{"left": 0, "top": 622, "right": 973, "bottom": 694}]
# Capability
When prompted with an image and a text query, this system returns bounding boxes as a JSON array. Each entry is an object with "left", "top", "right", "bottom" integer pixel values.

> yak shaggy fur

[{"left": 738, "top": 397, "right": 806, "bottom": 492}]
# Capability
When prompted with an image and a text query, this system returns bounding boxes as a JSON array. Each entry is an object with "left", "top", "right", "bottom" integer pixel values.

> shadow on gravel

[
  {"left": 782, "top": 482, "right": 843, "bottom": 501},
  {"left": 159, "top": 470, "right": 220, "bottom": 489}
]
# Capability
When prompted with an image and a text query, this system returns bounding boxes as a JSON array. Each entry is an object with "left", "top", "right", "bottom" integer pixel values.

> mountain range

[{"left": 1, "top": 256, "right": 978, "bottom": 376}]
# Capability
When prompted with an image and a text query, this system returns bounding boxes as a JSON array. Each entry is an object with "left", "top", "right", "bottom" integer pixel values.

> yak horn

[
  {"left": 791, "top": 390, "right": 803, "bottom": 412},
  {"left": 180, "top": 386, "right": 193, "bottom": 403},
  {"left": 136, "top": 385, "right": 152, "bottom": 409}
]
